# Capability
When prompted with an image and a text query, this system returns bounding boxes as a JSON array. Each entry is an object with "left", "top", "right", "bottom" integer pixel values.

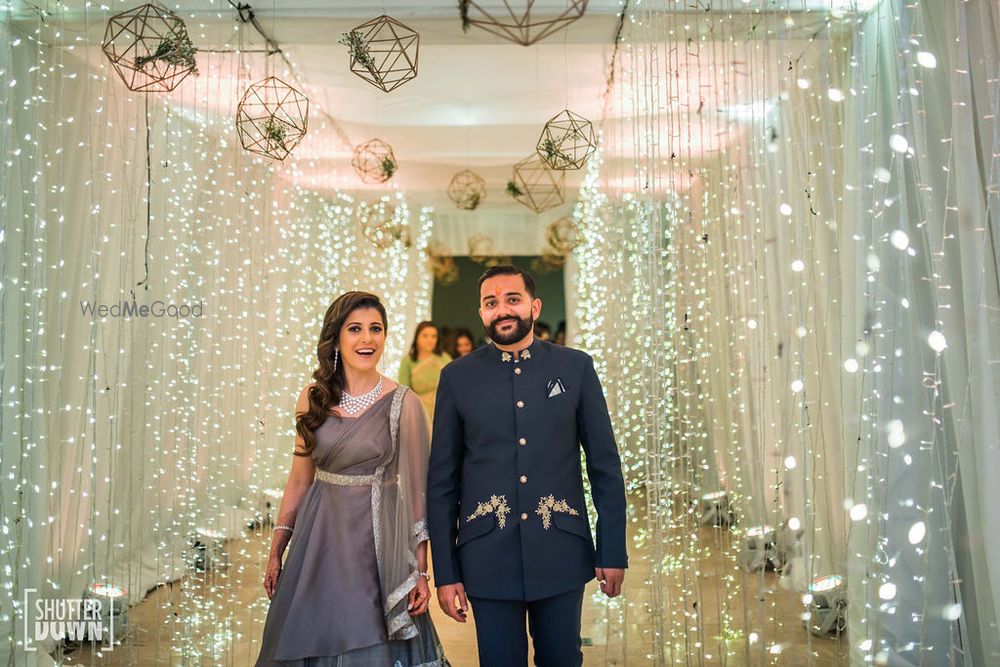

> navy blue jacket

[{"left": 427, "top": 337, "right": 628, "bottom": 601}]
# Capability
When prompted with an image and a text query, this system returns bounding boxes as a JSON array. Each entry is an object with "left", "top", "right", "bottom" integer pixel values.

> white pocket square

[{"left": 547, "top": 378, "right": 566, "bottom": 397}]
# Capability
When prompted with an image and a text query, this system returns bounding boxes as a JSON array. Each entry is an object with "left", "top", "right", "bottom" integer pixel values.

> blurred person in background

[
  {"left": 398, "top": 321, "right": 451, "bottom": 428},
  {"left": 449, "top": 327, "right": 477, "bottom": 358}
]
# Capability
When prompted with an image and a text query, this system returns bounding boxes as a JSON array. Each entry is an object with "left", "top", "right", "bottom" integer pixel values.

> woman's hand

[
  {"left": 263, "top": 555, "right": 282, "bottom": 600},
  {"left": 407, "top": 576, "right": 430, "bottom": 616}
]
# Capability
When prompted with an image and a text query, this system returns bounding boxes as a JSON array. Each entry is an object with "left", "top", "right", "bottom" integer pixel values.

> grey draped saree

[{"left": 255, "top": 387, "right": 448, "bottom": 666}]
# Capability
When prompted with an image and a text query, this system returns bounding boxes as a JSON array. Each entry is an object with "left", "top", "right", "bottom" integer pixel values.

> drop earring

[{"left": 333, "top": 348, "right": 339, "bottom": 373}]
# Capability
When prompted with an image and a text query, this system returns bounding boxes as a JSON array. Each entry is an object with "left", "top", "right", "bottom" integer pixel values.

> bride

[{"left": 255, "top": 291, "right": 449, "bottom": 666}]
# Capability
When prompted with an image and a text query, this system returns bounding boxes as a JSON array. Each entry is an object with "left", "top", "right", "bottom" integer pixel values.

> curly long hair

[
  {"left": 407, "top": 320, "right": 442, "bottom": 361},
  {"left": 296, "top": 291, "right": 388, "bottom": 455}
]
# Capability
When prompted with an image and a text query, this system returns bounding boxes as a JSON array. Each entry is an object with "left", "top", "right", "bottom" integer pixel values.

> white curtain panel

[
  {"left": 567, "top": 0, "right": 999, "bottom": 664},
  {"left": 0, "top": 34, "right": 432, "bottom": 665},
  {"left": 841, "top": 1, "right": 1000, "bottom": 664},
  {"left": 430, "top": 208, "right": 568, "bottom": 257}
]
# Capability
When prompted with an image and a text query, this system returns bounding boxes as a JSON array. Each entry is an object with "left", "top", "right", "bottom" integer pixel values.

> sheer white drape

[
  {"left": 841, "top": 1, "right": 1000, "bottom": 663},
  {"left": 569, "top": 0, "right": 998, "bottom": 664},
  {"left": 430, "top": 208, "right": 565, "bottom": 257},
  {"left": 568, "top": 8, "right": 856, "bottom": 662},
  {"left": 0, "top": 36, "right": 432, "bottom": 664}
]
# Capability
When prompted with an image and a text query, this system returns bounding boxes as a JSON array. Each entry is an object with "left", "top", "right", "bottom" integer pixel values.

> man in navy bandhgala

[{"left": 427, "top": 264, "right": 628, "bottom": 666}]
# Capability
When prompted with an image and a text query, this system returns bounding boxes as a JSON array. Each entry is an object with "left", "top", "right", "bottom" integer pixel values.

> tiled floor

[{"left": 61, "top": 521, "right": 847, "bottom": 665}]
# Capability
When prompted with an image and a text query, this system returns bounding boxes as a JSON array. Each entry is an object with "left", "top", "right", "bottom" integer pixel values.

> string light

[
  {"left": 0, "top": 5, "right": 431, "bottom": 662},
  {"left": 2, "top": 1, "right": 996, "bottom": 664},
  {"left": 569, "top": 0, "right": 994, "bottom": 663}
]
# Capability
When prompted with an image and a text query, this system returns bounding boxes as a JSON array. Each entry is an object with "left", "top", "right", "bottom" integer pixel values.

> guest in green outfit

[{"left": 398, "top": 321, "right": 451, "bottom": 428}]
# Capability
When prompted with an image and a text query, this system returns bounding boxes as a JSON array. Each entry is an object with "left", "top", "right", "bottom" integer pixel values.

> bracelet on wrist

[{"left": 274, "top": 524, "right": 294, "bottom": 533}]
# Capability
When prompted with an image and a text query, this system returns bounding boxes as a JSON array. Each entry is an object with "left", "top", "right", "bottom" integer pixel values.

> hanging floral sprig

[
  {"left": 505, "top": 180, "right": 524, "bottom": 197},
  {"left": 339, "top": 30, "right": 378, "bottom": 77},
  {"left": 135, "top": 31, "right": 199, "bottom": 75},
  {"left": 540, "top": 138, "right": 575, "bottom": 169},
  {"left": 381, "top": 156, "right": 397, "bottom": 180},
  {"left": 264, "top": 118, "right": 289, "bottom": 154}
]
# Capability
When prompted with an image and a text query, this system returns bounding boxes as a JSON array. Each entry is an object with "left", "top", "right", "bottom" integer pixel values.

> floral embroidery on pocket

[
  {"left": 535, "top": 494, "right": 580, "bottom": 529},
  {"left": 466, "top": 494, "right": 511, "bottom": 529}
]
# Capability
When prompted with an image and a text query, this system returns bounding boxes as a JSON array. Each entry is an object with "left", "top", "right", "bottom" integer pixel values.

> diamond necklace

[{"left": 340, "top": 375, "right": 384, "bottom": 415}]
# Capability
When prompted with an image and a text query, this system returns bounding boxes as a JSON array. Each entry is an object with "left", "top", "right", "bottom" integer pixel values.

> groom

[{"left": 427, "top": 265, "right": 628, "bottom": 666}]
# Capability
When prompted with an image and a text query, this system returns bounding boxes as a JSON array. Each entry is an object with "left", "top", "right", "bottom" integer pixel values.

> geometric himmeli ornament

[
  {"left": 467, "top": 234, "right": 511, "bottom": 268},
  {"left": 536, "top": 109, "right": 597, "bottom": 170},
  {"left": 532, "top": 216, "right": 581, "bottom": 273},
  {"left": 459, "top": 0, "right": 588, "bottom": 46},
  {"left": 339, "top": 15, "right": 419, "bottom": 93},
  {"left": 427, "top": 242, "right": 459, "bottom": 285},
  {"left": 357, "top": 201, "right": 412, "bottom": 250},
  {"left": 531, "top": 252, "right": 566, "bottom": 274},
  {"left": 352, "top": 138, "right": 398, "bottom": 184},
  {"left": 447, "top": 170, "right": 487, "bottom": 210},
  {"left": 102, "top": 3, "right": 199, "bottom": 93},
  {"left": 235, "top": 77, "right": 310, "bottom": 161},
  {"left": 544, "top": 216, "right": 583, "bottom": 254},
  {"left": 506, "top": 154, "right": 565, "bottom": 214}
]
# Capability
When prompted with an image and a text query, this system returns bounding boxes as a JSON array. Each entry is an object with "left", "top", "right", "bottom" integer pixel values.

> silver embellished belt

[{"left": 315, "top": 469, "right": 376, "bottom": 486}]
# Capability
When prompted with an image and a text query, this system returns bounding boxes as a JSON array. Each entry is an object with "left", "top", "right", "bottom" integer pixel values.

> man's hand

[
  {"left": 436, "top": 582, "right": 469, "bottom": 623},
  {"left": 595, "top": 568, "right": 624, "bottom": 598}
]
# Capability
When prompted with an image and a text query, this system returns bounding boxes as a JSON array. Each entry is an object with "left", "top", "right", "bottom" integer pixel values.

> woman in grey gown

[{"left": 256, "top": 291, "right": 449, "bottom": 666}]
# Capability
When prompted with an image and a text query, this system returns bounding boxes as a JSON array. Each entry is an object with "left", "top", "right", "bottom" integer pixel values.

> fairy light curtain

[
  {"left": 569, "top": 8, "right": 852, "bottom": 662},
  {"left": 0, "top": 12, "right": 432, "bottom": 665},
  {"left": 3, "top": 1, "right": 999, "bottom": 666},
  {"left": 842, "top": 2, "right": 1000, "bottom": 664},
  {"left": 569, "top": 0, "right": 998, "bottom": 665}
]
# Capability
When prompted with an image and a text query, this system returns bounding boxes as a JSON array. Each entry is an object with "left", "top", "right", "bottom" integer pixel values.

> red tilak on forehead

[{"left": 494, "top": 286, "right": 503, "bottom": 297}]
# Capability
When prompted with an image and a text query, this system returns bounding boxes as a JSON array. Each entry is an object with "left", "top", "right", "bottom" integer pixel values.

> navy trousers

[{"left": 468, "top": 586, "right": 585, "bottom": 667}]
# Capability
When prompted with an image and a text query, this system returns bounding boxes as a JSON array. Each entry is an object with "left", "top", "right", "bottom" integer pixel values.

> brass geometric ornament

[
  {"left": 507, "top": 154, "right": 565, "bottom": 214},
  {"left": 340, "top": 15, "right": 419, "bottom": 93},
  {"left": 468, "top": 235, "right": 511, "bottom": 268},
  {"left": 357, "top": 201, "right": 412, "bottom": 250},
  {"left": 427, "top": 242, "right": 459, "bottom": 286},
  {"left": 536, "top": 109, "right": 597, "bottom": 170},
  {"left": 533, "top": 217, "right": 582, "bottom": 273},
  {"left": 447, "top": 170, "right": 487, "bottom": 210},
  {"left": 459, "top": 0, "right": 588, "bottom": 46},
  {"left": 531, "top": 252, "right": 566, "bottom": 274},
  {"left": 102, "top": 3, "right": 199, "bottom": 93},
  {"left": 236, "top": 77, "right": 310, "bottom": 161},
  {"left": 352, "top": 139, "right": 398, "bottom": 184},
  {"left": 544, "top": 216, "right": 583, "bottom": 255}
]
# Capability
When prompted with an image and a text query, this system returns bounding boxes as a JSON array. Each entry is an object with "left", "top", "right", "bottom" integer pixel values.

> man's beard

[{"left": 488, "top": 314, "right": 534, "bottom": 345}]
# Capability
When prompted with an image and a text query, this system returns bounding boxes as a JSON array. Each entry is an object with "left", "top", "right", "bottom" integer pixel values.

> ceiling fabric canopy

[{"left": 21, "top": 0, "right": 830, "bottom": 253}]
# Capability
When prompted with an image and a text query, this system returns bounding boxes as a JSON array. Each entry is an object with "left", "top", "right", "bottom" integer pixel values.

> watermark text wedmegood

[{"left": 80, "top": 299, "right": 204, "bottom": 319}]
